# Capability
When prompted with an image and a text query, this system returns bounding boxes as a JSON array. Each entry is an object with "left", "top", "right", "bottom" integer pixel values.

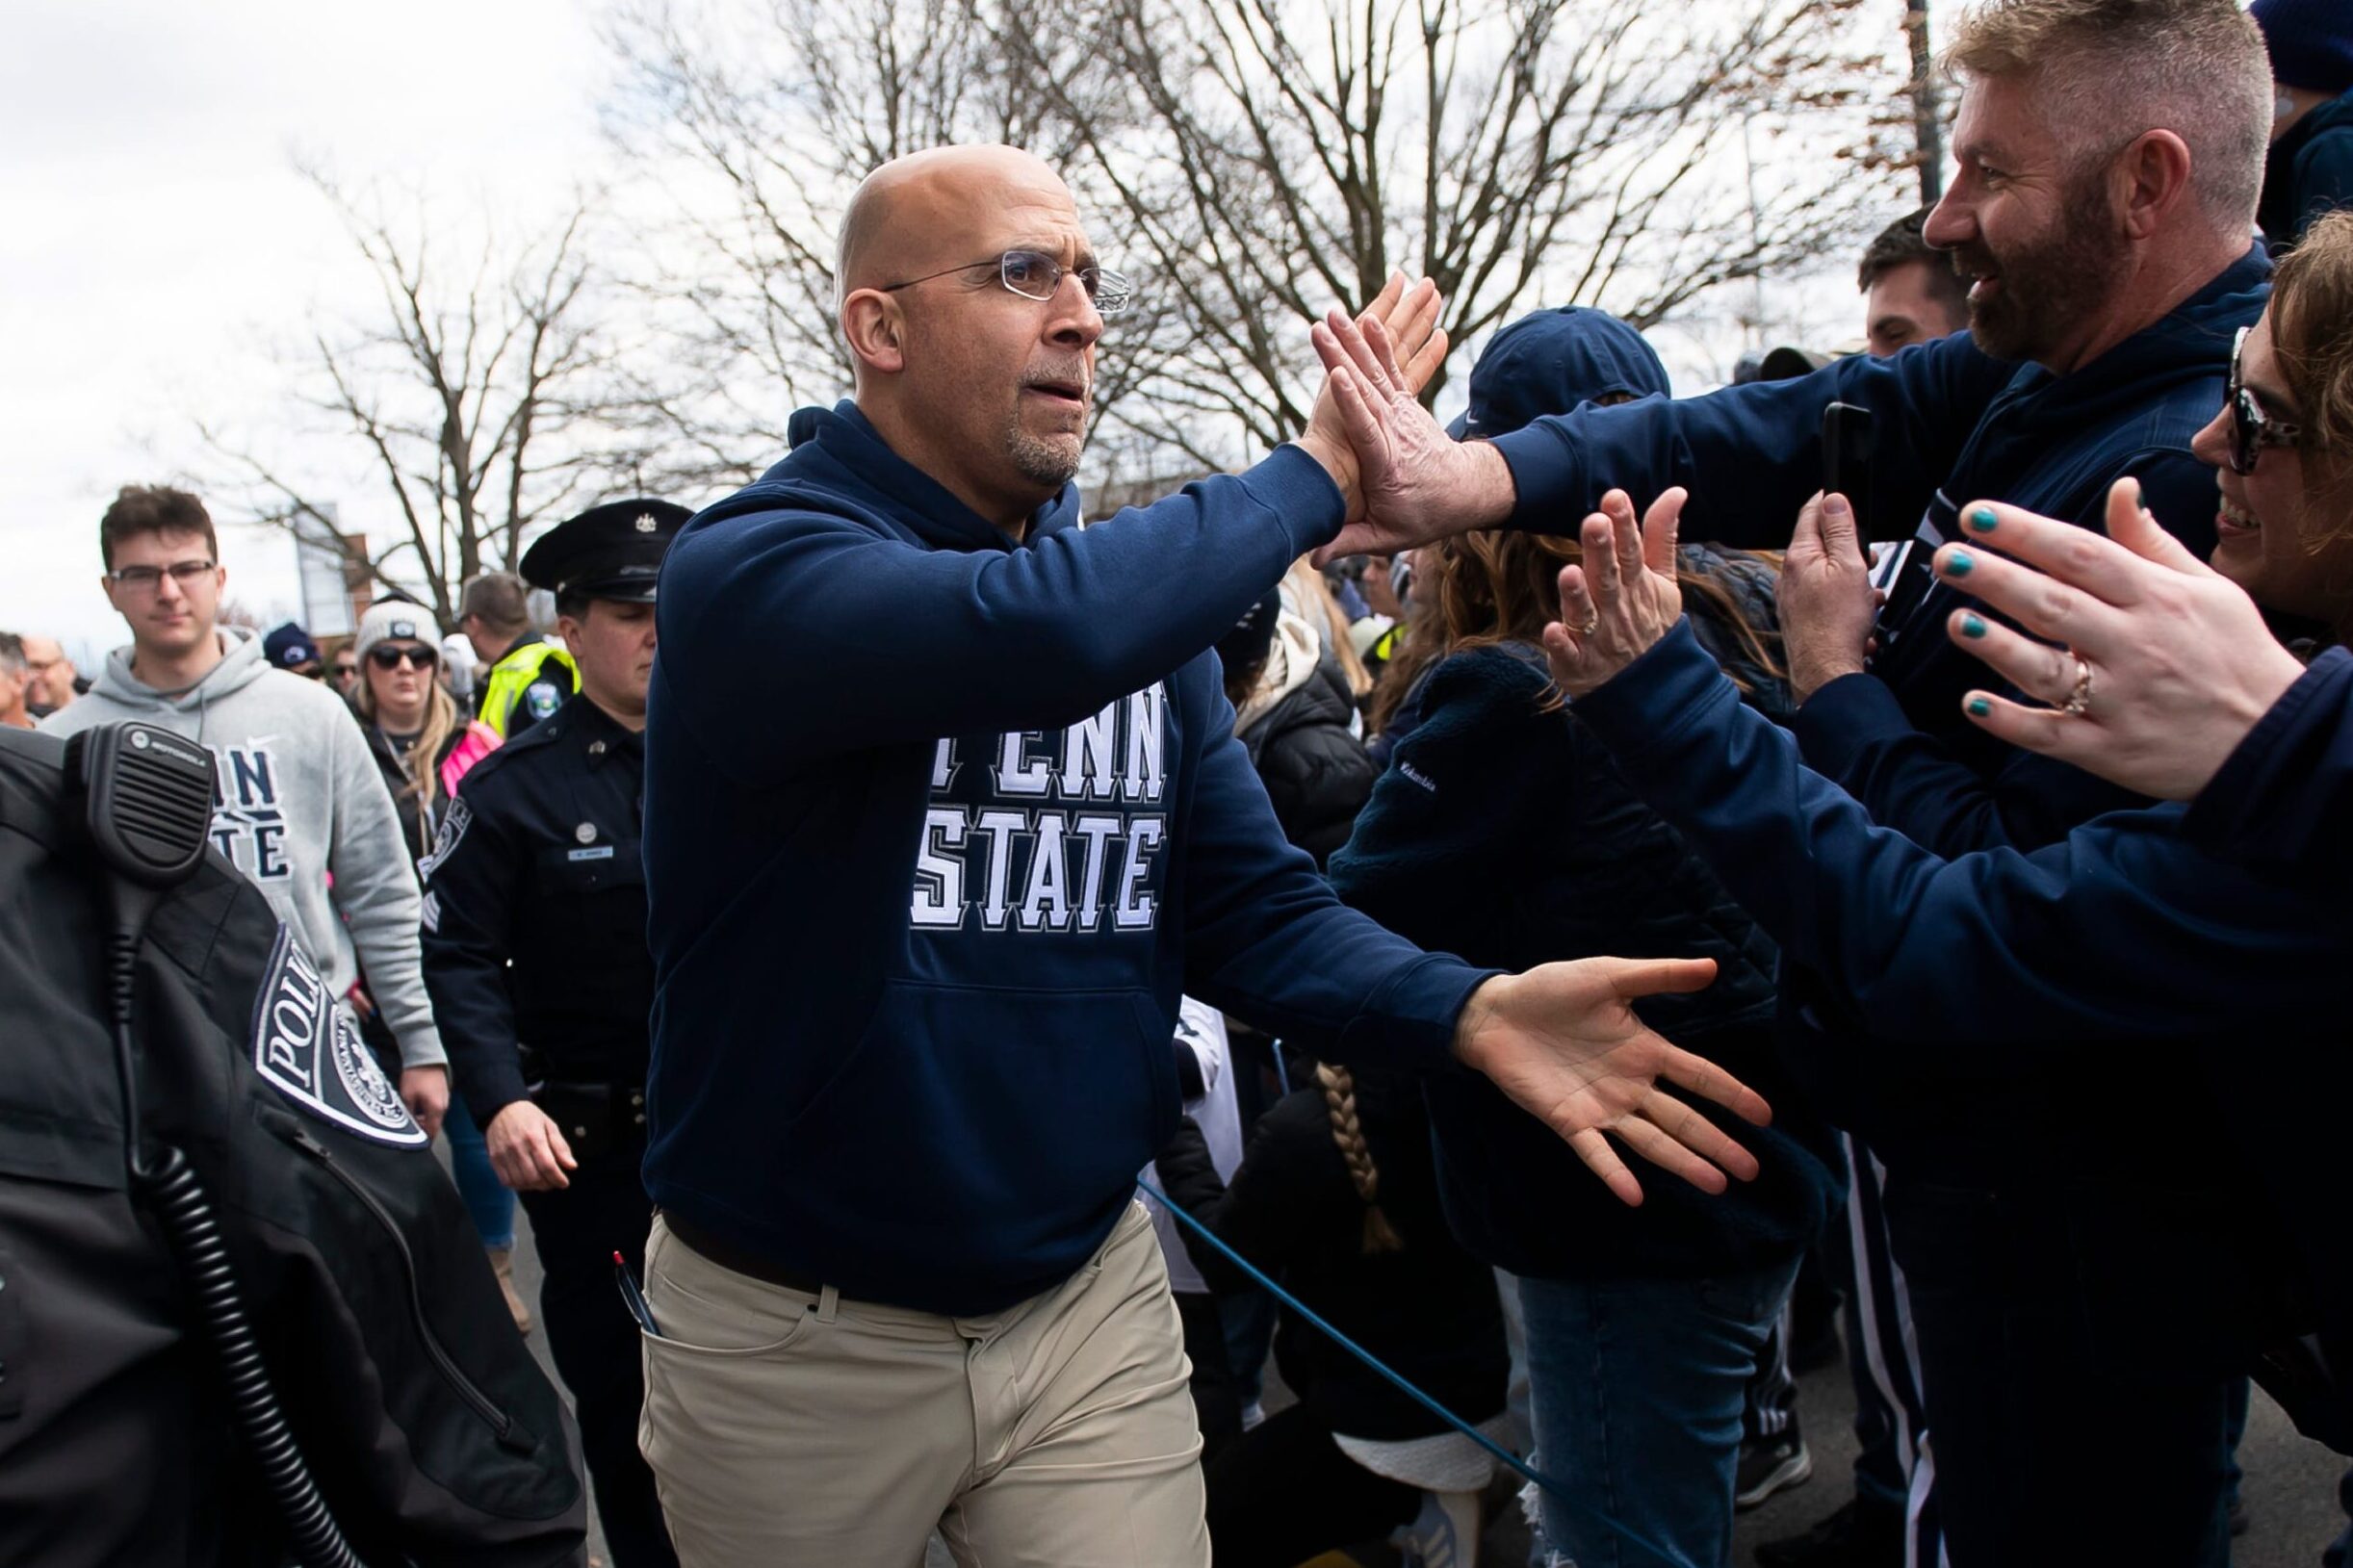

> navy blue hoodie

[
  {"left": 642, "top": 404, "right": 1490, "bottom": 1315},
  {"left": 2261, "top": 88, "right": 2353, "bottom": 250},
  {"left": 1572, "top": 625, "right": 2353, "bottom": 1377},
  {"left": 1489, "top": 247, "right": 2270, "bottom": 856}
]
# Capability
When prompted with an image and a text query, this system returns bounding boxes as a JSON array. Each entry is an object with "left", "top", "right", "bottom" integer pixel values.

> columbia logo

[{"left": 1400, "top": 761, "right": 1436, "bottom": 794}]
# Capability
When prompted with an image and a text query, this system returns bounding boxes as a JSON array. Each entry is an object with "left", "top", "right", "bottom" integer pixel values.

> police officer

[
  {"left": 0, "top": 723, "right": 585, "bottom": 1566},
  {"left": 460, "top": 569, "right": 579, "bottom": 737},
  {"left": 422, "top": 499, "right": 689, "bottom": 1568}
]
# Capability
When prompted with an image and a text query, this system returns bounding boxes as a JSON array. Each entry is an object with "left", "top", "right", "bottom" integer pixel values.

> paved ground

[{"left": 504, "top": 1200, "right": 2346, "bottom": 1567}]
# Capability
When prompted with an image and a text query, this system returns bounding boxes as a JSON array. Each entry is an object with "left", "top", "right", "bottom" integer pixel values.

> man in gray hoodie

[{"left": 42, "top": 485, "right": 450, "bottom": 1133}]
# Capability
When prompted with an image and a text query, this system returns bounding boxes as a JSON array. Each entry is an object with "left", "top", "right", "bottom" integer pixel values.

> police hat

[{"left": 517, "top": 499, "right": 693, "bottom": 604}]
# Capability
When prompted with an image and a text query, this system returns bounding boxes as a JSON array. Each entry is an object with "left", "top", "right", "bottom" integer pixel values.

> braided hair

[{"left": 1314, "top": 1064, "right": 1405, "bottom": 1254}]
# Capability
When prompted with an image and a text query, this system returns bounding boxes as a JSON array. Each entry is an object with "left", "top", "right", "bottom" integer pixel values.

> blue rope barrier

[{"left": 1135, "top": 1178, "right": 1686, "bottom": 1565}]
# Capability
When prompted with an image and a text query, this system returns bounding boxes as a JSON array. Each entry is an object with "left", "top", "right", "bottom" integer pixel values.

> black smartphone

[{"left": 1822, "top": 401, "right": 1875, "bottom": 537}]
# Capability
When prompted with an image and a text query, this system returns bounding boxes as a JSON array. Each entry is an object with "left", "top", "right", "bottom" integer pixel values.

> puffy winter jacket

[{"left": 1237, "top": 653, "right": 1379, "bottom": 867}]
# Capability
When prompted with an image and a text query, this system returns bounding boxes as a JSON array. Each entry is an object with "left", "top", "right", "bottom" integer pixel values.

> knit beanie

[
  {"left": 2254, "top": 0, "right": 2353, "bottom": 98},
  {"left": 351, "top": 600, "right": 439, "bottom": 663}
]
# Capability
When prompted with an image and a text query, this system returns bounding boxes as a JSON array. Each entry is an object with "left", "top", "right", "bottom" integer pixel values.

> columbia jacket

[
  {"left": 1331, "top": 554, "right": 1840, "bottom": 1282},
  {"left": 643, "top": 402, "right": 1493, "bottom": 1317},
  {"left": 0, "top": 726, "right": 583, "bottom": 1567},
  {"left": 42, "top": 628, "right": 447, "bottom": 1068}
]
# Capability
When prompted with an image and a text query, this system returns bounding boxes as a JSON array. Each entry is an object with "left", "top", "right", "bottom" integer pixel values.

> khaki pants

[{"left": 638, "top": 1202, "right": 1210, "bottom": 1567}]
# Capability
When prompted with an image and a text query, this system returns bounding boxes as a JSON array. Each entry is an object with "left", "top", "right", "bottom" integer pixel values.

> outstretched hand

[
  {"left": 1453, "top": 956, "right": 1769, "bottom": 1206},
  {"left": 1538, "top": 488, "right": 1688, "bottom": 699},
  {"left": 1938, "top": 478, "right": 2305, "bottom": 800}
]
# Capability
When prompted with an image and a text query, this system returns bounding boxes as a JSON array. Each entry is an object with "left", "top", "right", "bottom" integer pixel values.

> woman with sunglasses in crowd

[
  {"left": 347, "top": 598, "right": 528, "bottom": 1331},
  {"left": 1529, "top": 211, "right": 2353, "bottom": 1555}
]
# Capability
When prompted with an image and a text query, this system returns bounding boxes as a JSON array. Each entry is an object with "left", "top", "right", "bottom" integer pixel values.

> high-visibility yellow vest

[{"left": 477, "top": 638, "right": 577, "bottom": 738}]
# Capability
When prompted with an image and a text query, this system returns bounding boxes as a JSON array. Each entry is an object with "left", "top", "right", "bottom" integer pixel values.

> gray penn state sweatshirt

[{"left": 43, "top": 628, "right": 446, "bottom": 1068}]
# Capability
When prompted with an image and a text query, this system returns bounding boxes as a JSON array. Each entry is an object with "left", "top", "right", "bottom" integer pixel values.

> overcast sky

[
  {"left": 2, "top": 0, "right": 1906, "bottom": 672},
  {"left": 0, "top": 0, "right": 608, "bottom": 664}
]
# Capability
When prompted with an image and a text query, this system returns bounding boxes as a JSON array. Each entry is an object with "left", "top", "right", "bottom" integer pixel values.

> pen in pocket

[{"left": 613, "top": 1251, "right": 661, "bottom": 1337}]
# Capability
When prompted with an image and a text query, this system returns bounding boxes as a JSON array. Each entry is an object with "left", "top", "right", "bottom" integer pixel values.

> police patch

[
  {"left": 249, "top": 925, "right": 427, "bottom": 1146},
  {"left": 526, "top": 681, "right": 562, "bottom": 720},
  {"left": 419, "top": 793, "right": 472, "bottom": 881}
]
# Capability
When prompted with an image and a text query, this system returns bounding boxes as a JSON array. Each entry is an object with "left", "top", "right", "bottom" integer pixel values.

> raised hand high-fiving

[
  {"left": 1294, "top": 305, "right": 1518, "bottom": 559},
  {"left": 1539, "top": 488, "right": 1688, "bottom": 699}
]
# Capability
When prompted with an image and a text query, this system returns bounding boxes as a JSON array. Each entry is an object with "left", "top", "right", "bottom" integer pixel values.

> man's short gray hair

[
  {"left": 0, "top": 632, "right": 25, "bottom": 677},
  {"left": 1946, "top": 0, "right": 2271, "bottom": 233}
]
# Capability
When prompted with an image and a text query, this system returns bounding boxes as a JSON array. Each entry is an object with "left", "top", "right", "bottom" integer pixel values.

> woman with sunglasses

[
  {"left": 347, "top": 599, "right": 527, "bottom": 1330},
  {"left": 1517, "top": 213, "right": 2353, "bottom": 1553}
]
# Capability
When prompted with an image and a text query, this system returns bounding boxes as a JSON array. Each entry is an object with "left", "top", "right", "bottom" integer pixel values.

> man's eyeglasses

[
  {"left": 880, "top": 249, "right": 1133, "bottom": 316},
  {"left": 108, "top": 559, "right": 216, "bottom": 593},
  {"left": 368, "top": 644, "right": 439, "bottom": 672},
  {"left": 2227, "top": 325, "right": 2302, "bottom": 476}
]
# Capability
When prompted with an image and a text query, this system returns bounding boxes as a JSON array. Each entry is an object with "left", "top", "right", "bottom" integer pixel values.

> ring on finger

[
  {"left": 1577, "top": 615, "right": 1600, "bottom": 636},
  {"left": 2061, "top": 651, "right": 2094, "bottom": 716}
]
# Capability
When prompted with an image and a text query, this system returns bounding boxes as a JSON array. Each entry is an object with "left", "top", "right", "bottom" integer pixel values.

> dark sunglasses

[
  {"left": 2227, "top": 325, "right": 2303, "bottom": 476},
  {"left": 368, "top": 644, "right": 439, "bottom": 671}
]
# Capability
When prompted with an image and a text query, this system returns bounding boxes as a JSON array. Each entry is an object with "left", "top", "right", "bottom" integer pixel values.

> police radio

[
  {"left": 65, "top": 722, "right": 377, "bottom": 1568},
  {"left": 65, "top": 722, "right": 214, "bottom": 887}
]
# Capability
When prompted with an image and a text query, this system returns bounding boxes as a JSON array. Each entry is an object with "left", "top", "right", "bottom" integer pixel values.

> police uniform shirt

[{"left": 419, "top": 693, "right": 654, "bottom": 1127}]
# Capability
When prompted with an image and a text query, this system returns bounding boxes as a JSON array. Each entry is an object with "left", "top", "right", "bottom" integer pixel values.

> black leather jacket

[{"left": 0, "top": 725, "right": 585, "bottom": 1568}]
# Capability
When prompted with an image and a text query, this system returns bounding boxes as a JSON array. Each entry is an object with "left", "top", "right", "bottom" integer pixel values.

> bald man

[{"left": 638, "top": 145, "right": 1771, "bottom": 1565}]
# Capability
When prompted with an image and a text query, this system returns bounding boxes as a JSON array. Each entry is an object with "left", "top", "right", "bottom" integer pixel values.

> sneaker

[
  {"left": 1754, "top": 1498, "right": 1905, "bottom": 1568},
  {"left": 489, "top": 1246, "right": 532, "bottom": 1336},
  {"left": 1736, "top": 1433, "right": 1813, "bottom": 1510},
  {"left": 1392, "top": 1487, "right": 1484, "bottom": 1568}
]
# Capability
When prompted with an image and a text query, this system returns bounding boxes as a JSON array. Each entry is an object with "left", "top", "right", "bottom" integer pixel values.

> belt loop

[{"left": 814, "top": 1283, "right": 840, "bottom": 1324}]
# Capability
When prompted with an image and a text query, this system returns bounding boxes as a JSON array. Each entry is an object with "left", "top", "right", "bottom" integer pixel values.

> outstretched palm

[{"left": 1454, "top": 957, "right": 1771, "bottom": 1206}]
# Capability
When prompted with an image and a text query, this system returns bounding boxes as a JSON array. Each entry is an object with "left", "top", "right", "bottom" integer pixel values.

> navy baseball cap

[{"left": 263, "top": 622, "right": 322, "bottom": 669}]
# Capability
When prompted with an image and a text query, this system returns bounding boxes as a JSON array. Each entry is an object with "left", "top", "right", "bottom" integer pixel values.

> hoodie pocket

[{"left": 778, "top": 982, "right": 1178, "bottom": 1271}]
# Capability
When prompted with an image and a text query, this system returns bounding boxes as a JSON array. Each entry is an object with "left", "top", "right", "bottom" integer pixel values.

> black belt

[{"left": 660, "top": 1211, "right": 828, "bottom": 1297}]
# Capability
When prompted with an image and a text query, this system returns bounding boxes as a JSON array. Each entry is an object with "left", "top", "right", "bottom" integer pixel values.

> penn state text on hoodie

[
  {"left": 1487, "top": 246, "right": 2270, "bottom": 855},
  {"left": 643, "top": 403, "right": 1492, "bottom": 1316}
]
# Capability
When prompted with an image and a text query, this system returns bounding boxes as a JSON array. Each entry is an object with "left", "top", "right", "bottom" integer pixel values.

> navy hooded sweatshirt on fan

[
  {"left": 1488, "top": 245, "right": 2270, "bottom": 856},
  {"left": 642, "top": 403, "right": 1490, "bottom": 1316}
]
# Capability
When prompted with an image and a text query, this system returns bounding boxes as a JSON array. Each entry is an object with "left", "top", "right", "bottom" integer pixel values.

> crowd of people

[{"left": 11, "top": 0, "right": 2353, "bottom": 1565}]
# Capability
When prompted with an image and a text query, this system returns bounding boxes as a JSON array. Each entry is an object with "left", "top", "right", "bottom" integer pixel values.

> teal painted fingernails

[
  {"left": 1967, "top": 697, "right": 1991, "bottom": 717},
  {"left": 1959, "top": 613, "right": 1987, "bottom": 639},
  {"left": 1944, "top": 550, "right": 1975, "bottom": 577},
  {"left": 1967, "top": 506, "right": 1999, "bottom": 532}
]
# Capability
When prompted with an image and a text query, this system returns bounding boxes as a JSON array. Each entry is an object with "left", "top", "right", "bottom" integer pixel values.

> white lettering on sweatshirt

[{"left": 911, "top": 681, "right": 1170, "bottom": 935}]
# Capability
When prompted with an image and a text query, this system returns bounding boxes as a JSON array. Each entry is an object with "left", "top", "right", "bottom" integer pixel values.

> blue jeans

[
  {"left": 1516, "top": 1254, "right": 1801, "bottom": 1568},
  {"left": 443, "top": 1094, "right": 515, "bottom": 1249}
]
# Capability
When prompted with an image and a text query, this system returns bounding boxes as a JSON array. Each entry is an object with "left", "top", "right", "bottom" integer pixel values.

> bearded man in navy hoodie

[
  {"left": 1314, "top": 2, "right": 2276, "bottom": 1563},
  {"left": 637, "top": 145, "right": 1775, "bottom": 1565}
]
